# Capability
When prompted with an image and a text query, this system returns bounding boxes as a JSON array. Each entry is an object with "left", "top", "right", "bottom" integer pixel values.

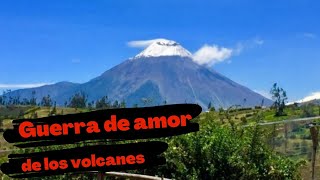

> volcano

[{"left": 6, "top": 39, "right": 272, "bottom": 109}]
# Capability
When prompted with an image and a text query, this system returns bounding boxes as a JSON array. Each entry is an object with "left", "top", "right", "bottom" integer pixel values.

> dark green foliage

[
  {"left": 0, "top": 118, "right": 3, "bottom": 132},
  {"left": 18, "top": 109, "right": 24, "bottom": 118},
  {"left": 0, "top": 105, "right": 303, "bottom": 179},
  {"left": 32, "top": 112, "right": 38, "bottom": 119},
  {"left": 95, "top": 96, "right": 111, "bottom": 109},
  {"left": 0, "top": 90, "right": 24, "bottom": 105},
  {"left": 29, "top": 91, "right": 37, "bottom": 106},
  {"left": 87, "top": 102, "right": 93, "bottom": 110},
  {"left": 207, "top": 101, "right": 212, "bottom": 110},
  {"left": 301, "top": 140, "right": 308, "bottom": 154},
  {"left": 112, "top": 100, "right": 119, "bottom": 108},
  {"left": 255, "top": 106, "right": 262, "bottom": 109},
  {"left": 229, "top": 107, "right": 252, "bottom": 113},
  {"left": 163, "top": 100, "right": 167, "bottom": 105},
  {"left": 95, "top": 96, "right": 126, "bottom": 109},
  {"left": 0, "top": 106, "right": 30, "bottom": 119},
  {"left": 131, "top": 112, "right": 303, "bottom": 179},
  {"left": 301, "top": 105, "right": 316, "bottom": 117},
  {"left": 207, "top": 102, "right": 216, "bottom": 111},
  {"left": 270, "top": 83, "right": 288, "bottom": 116},
  {"left": 68, "top": 92, "right": 87, "bottom": 109},
  {"left": 41, "top": 95, "right": 53, "bottom": 107},
  {"left": 240, "top": 116, "right": 247, "bottom": 123},
  {"left": 49, "top": 102, "right": 57, "bottom": 116},
  {"left": 120, "top": 100, "right": 126, "bottom": 108}
]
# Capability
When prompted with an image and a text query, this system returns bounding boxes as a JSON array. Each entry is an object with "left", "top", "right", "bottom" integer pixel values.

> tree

[
  {"left": 112, "top": 100, "right": 119, "bottom": 108},
  {"left": 1, "top": 89, "right": 11, "bottom": 105},
  {"left": 209, "top": 106, "right": 216, "bottom": 112},
  {"left": 50, "top": 101, "right": 57, "bottom": 116},
  {"left": 68, "top": 92, "right": 87, "bottom": 109},
  {"left": 207, "top": 101, "right": 216, "bottom": 111},
  {"left": 208, "top": 102, "right": 212, "bottom": 110},
  {"left": 30, "top": 90, "right": 37, "bottom": 106},
  {"left": 163, "top": 100, "right": 167, "bottom": 105},
  {"left": 0, "top": 119, "right": 3, "bottom": 132},
  {"left": 87, "top": 102, "right": 93, "bottom": 110},
  {"left": 270, "top": 83, "right": 288, "bottom": 116},
  {"left": 95, "top": 96, "right": 110, "bottom": 109},
  {"left": 32, "top": 112, "right": 38, "bottom": 119},
  {"left": 301, "top": 104, "right": 316, "bottom": 117},
  {"left": 120, "top": 100, "right": 126, "bottom": 108},
  {"left": 18, "top": 109, "right": 24, "bottom": 118},
  {"left": 243, "top": 98, "right": 247, "bottom": 107},
  {"left": 141, "top": 97, "right": 153, "bottom": 106},
  {"left": 41, "top": 95, "right": 52, "bottom": 107}
]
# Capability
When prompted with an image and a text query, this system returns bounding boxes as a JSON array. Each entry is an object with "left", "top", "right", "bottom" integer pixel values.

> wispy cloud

[
  {"left": 127, "top": 38, "right": 167, "bottom": 48},
  {"left": 235, "top": 37, "right": 264, "bottom": 54},
  {"left": 302, "top": 32, "right": 317, "bottom": 39},
  {"left": 192, "top": 45, "right": 233, "bottom": 66},
  {"left": 253, "top": 38, "right": 264, "bottom": 45},
  {"left": 0, "top": 83, "right": 52, "bottom": 89},
  {"left": 127, "top": 37, "right": 264, "bottom": 66},
  {"left": 71, "top": 58, "right": 81, "bottom": 64}
]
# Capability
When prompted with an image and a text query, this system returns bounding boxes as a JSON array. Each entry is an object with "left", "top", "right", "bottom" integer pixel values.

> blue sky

[{"left": 0, "top": 0, "right": 319, "bottom": 102}]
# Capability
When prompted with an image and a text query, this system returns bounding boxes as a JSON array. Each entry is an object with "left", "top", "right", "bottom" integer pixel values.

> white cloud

[
  {"left": 254, "top": 38, "right": 264, "bottom": 45},
  {"left": 302, "top": 33, "right": 317, "bottom": 39},
  {"left": 127, "top": 38, "right": 167, "bottom": 48},
  {"left": 71, "top": 58, "right": 81, "bottom": 64},
  {"left": 192, "top": 44, "right": 233, "bottom": 66},
  {"left": 254, "top": 89, "right": 272, "bottom": 99},
  {"left": 191, "top": 37, "right": 264, "bottom": 66},
  {"left": 0, "top": 83, "right": 52, "bottom": 89},
  {"left": 236, "top": 37, "right": 264, "bottom": 52},
  {"left": 287, "top": 92, "right": 320, "bottom": 105},
  {"left": 127, "top": 37, "right": 264, "bottom": 66}
]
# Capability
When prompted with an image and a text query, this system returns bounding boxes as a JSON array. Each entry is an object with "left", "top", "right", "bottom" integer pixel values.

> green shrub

[{"left": 141, "top": 118, "right": 303, "bottom": 179}]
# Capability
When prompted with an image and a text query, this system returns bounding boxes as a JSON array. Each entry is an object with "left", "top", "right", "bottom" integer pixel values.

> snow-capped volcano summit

[
  {"left": 4, "top": 38, "right": 272, "bottom": 110},
  {"left": 134, "top": 39, "right": 192, "bottom": 58}
]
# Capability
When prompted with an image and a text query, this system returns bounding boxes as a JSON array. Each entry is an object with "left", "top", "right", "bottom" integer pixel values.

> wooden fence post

[
  {"left": 309, "top": 124, "right": 319, "bottom": 180},
  {"left": 97, "top": 172, "right": 105, "bottom": 180}
]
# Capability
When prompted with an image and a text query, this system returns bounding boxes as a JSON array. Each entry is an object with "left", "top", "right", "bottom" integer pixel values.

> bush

[
  {"left": 246, "top": 113, "right": 254, "bottom": 118},
  {"left": 240, "top": 116, "right": 247, "bottom": 123},
  {"left": 140, "top": 117, "right": 303, "bottom": 179},
  {"left": 289, "top": 134, "right": 297, "bottom": 139},
  {"left": 301, "top": 140, "right": 308, "bottom": 154},
  {"left": 301, "top": 105, "right": 315, "bottom": 118}
]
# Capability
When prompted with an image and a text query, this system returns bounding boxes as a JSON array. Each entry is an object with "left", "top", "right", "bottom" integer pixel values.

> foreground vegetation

[{"left": 1, "top": 102, "right": 319, "bottom": 179}]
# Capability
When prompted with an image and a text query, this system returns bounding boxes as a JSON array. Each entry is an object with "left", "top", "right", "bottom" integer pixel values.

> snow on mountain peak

[{"left": 134, "top": 39, "right": 192, "bottom": 58}]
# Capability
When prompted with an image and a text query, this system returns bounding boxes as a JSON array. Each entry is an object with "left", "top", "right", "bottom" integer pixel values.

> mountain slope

[
  {"left": 5, "top": 82, "right": 79, "bottom": 103},
  {"left": 77, "top": 56, "right": 271, "bottom": 108},
  {"left": 3, "top": 39, "right": 272, "bottom": 109}
]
